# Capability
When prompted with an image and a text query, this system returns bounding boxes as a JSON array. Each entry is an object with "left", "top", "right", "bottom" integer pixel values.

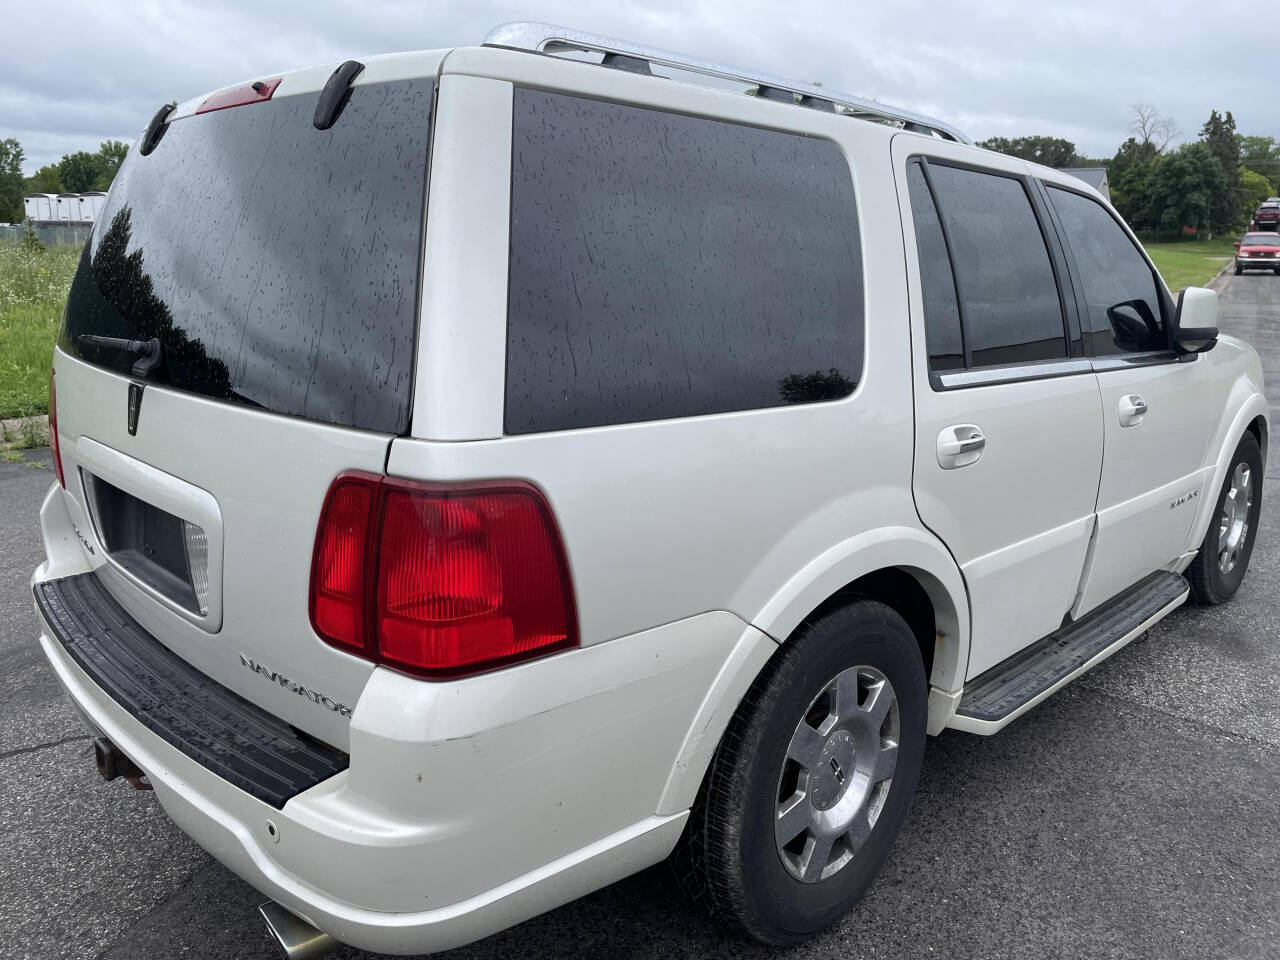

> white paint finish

[
  {"left": 74, "top": 436, "right": 225, "bottom": 632},
  {"left": 50, "top": 349, "right": 384, "bottom": 750},
  {"left": 927, "top": 686, "right": 963, "bottom": 735},
  {"left": 948, "top": 587, "right": 1188, "bottom": 735},
  {"left": 1179, "top": 338, "right": 1269, "bottom": 554},
  {"left": 411, "top": 75, "right": 513, "bottom": 440},
  {"left": 892, "top": 134, "right": 1107, "bottom": 679},
  {"left": 1075, "top": 359, "right": 1217, "bottom": 615},
  {"left": 33, "top": 603, "right": 737, "bottom": 953}
]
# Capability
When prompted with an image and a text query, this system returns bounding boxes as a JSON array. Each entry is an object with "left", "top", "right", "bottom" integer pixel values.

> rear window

[
  {"left": 60, "top": 78, "right": 434, "bottom": 434},
  {"left": 505, "top": 89, "right": 864, "bottom": 434}
]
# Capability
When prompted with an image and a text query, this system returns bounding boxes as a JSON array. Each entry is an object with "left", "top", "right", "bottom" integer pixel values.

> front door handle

[
  {"left": 1119, "top": 394, "right": 1148, "bottom": 427},
  {"left": 937, "top": 424, "right": 985, "bottom": 469}
]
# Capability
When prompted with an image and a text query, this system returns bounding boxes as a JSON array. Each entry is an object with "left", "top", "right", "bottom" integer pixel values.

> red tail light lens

[
  {"left": 309, "top": 474, "right": 577, "bottom": 678},
  {"left": 48, "top": 369, "right": 65, "bottom": 488},
  {"left": 309, "top": 475, "right": 376, "bottom": 652}
]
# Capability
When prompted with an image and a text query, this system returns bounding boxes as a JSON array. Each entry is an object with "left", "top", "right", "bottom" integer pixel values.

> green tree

[
  {"left": 1240, "top": 135, "right": 1280, "bottom": 186},
  {"left": 24, "top": 163, "right": 63, "bottom": 193},
  {"left": 976, "top": 135, "right": 1083, "bottom": 168},
  {"left": 1240, "top": 166, "right": 1275, "bottom": 222},
  {"left": 1200, "top": 109, "right": 1242, "bottom": 233},
  {"left": 1148, "top": 142, "right": 1225, "bottom": 236},
  {"left": 1109, "top": 137, "right": 1160, "bottom": 231},
  {"left": 58, "top": 150, "right": 104, "bottom": 192},
  {"left": 94, "top": 140, "right": 129, "bottom": 189},
  {"left": 0, "top": 138, "right": 24, "bottom": 222}
]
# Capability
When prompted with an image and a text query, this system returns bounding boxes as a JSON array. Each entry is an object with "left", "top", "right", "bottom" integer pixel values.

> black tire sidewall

[
  {"left": 1202, "top": 432, "right": 1264, "bottom": 599},
  {"left": 734, "top": 603, "right": 927, "bottom": 941}
]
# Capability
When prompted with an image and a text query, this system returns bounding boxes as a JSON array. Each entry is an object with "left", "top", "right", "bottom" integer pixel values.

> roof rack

[{"left": 482, "top": 22, "right": 972, "bottom": 145}]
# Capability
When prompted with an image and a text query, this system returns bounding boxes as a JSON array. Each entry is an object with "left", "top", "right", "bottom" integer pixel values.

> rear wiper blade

[{"left": 78, "top": 335, "right": 165, "bottom": 379}]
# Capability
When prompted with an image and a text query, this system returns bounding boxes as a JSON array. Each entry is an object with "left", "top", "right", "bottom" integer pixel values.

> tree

[
  {"left": 1200, "top": 109, "right": 1242, "bottom": 233},
  {"left": 94, "top": 140, "right": 129, "bottom": 189},
  {"left": 1239, "top": 167, "right": 1275, "bottom": 222},
  {"left": 1109, "top": 137, "right": 1161, "bottom": 231},
  {"left": 0, "top": 138, "right": 24, "bottom": 223},
  {"left": 1147, "top": 142, "right": 1225, "bottom": 236},
  {"left": 58, "top": 151, "right": 104, "bottom": 192},
  {"left": 24, "top": 163, "right": 63, "bottom": 194},
  {"left": 1130, "top": 103, "right": 1179, "bottom": 152},
  {"left": 976, "top": 135, "right": 1084, "bottom": 168},
  {"left": 1240, "top": 135, "right": 1280, "bottom": 188}
]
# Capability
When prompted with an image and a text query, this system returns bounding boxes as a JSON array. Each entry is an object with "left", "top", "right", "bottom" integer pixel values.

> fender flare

[
  {"left": 1185, "top": 393, "right": 1269, "bottom": 554},
  {"left": 655, "top": 526, "right": 969, "bottom": 816},
  {"left": 751, "top": 525, "right": 970, "bottom": 692}
]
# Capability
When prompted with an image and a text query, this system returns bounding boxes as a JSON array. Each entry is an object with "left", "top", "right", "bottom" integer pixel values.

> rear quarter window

[{"left": 504, "top": 90, "right": 864, "bottom": 434}]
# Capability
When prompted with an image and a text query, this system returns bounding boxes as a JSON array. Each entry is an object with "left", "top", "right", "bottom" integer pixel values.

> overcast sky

[{"left": 3, "top": 0, "right": 1271, "bottom": 173}]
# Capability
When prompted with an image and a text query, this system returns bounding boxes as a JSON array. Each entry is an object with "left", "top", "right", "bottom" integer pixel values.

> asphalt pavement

[{"left": 1, "top": 269, "right": 1278, "bottom": 959}]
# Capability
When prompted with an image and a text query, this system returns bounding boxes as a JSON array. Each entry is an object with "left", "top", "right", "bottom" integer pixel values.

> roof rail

[{"left": 482, "top": 22, "right": 972, "bottom": 145}]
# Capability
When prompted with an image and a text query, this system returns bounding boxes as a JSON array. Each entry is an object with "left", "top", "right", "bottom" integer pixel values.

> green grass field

[
  {"left": 1143, "top": 239, "right": 1236, "bottom": 293},
  {"left": 0, "top": 243, "right": 80, "bottom": 419}
]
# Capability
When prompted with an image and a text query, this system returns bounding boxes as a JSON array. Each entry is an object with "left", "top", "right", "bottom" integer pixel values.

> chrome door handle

[
  {"left": 1119, "top": 394, "right": 1148, "bottom": 426},
  {"left": 937, "top": 424, "right": 985, "bottom": 469}
]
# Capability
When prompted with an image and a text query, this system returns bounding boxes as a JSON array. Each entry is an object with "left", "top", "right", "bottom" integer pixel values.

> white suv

[{"left": 32, "top": 23, "right": 1268, "bottom": 957}]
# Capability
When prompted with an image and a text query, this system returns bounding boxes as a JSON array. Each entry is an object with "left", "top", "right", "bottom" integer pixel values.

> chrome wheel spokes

[{"left": 774, "top": 665, "right": 900, "bottom": 883}]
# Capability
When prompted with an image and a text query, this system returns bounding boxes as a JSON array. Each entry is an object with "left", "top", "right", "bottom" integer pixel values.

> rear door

[
  {"left": 1040, "top": 180, "right": 1216, "bottom": 616},
  {"left": 47, "top": 58, "right": 440, "bottom": 747},
  {"left": 893, "top": 138, "right": 1104, "bottom": 678}
]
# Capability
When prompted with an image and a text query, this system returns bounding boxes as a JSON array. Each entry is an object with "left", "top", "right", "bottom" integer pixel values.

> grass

[
  {"left": 0, "top": 242, "right": 80, "bottom": 419},
  {"left": 1142, "top": 239, "right": 1237, "bottom": 293}
]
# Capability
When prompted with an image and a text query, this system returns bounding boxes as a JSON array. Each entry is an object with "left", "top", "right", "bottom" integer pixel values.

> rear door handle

[
  {"left": 937, "top": 424, "right": 985, "bottom": 469},
  {"left": 1119, "top": 394, "right": 1148, "bottom": 426}
]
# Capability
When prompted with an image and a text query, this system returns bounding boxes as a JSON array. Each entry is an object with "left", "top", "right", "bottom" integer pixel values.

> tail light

[
  {"left": 309, "top": 473, "right": 577, "bottom": 678},
  {"left": 48, "top": 369, "right": 65, "bottom": 488}
]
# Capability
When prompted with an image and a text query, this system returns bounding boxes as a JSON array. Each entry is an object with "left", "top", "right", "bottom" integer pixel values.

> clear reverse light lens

[{"left": 183, "top": 520, "right": 210, "bottom": 616}]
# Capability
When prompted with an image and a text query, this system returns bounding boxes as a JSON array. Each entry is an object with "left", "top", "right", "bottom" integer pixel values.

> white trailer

[{"left": 23, "top": 194, "right": 56, "bottom": 222}]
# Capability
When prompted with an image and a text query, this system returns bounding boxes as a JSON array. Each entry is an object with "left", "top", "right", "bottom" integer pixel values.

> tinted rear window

[
  {"left": 925, "top": 164, "right": 1066, "bottom": 367},
  {"left": 60, "top": 79, "right": 434, "bottom": 434},
  {"left": 505, "top": 90, "right": 864, "bottom": 434}
]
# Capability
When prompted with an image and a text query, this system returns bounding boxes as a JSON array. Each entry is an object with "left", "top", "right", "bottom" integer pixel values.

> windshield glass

[
  {"left": 1243, "top": 235, "right": 1278, "bottom": 246},
  {"left": 60, "top": 78, "right": 434, "bottom": 434}
]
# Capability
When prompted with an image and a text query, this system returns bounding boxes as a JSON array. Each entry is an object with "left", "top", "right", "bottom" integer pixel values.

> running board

[{"left": 949, "top": 571, "right": 1188, "bottom": 734}]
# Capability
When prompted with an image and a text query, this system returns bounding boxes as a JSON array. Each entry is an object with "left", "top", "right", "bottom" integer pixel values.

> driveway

[{"left": 1, "top": 271, "right": 1278, "bottom": 959}]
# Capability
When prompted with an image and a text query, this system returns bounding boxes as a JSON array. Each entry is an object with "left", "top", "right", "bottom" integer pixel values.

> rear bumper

[{"left": 32, "top": 483, "right": 774, "bottom": 954}]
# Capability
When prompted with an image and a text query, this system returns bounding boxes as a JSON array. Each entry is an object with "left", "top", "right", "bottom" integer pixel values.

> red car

[
  {"left": 1234, "top": 232, "right": 1280, "bottom": 274},
  {"left": 1252, "top": 200, "right": 1280, "bottom": 231}
]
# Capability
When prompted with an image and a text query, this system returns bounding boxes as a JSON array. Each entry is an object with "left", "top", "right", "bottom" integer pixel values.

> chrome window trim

[
  {"left": 932, "top": 358, "right": 1094, "bottom": 390},
  {"left": 1090, "top": 351, "right": 1182, "bottom": 372}
]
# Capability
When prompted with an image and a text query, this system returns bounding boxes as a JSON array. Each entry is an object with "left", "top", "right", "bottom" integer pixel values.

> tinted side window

[
  {"left": 905, "top": 162, "right": 963, "bottom": 371},
  {"left": 1047, "top": 186, "right": 1166, "bottom": 356},
  {"left": 927, "top": 165, "right": 1066, "bottom": 367},
  {"left": 505, "top": 90, "right": 864, "bottom": 434}
]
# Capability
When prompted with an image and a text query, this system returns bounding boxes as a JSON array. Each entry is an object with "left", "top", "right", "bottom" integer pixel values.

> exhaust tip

[{"left": 259, "top": 901, "right": 339, "bottom": 960}]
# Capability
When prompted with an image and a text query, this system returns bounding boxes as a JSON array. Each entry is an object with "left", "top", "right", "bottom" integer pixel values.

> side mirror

[
  {"left": 1173, "top": 286, "right": 1218, "bottom": 355},
  {"left": 1233, "top": 240, "right": 1241, "bottom": 251}
]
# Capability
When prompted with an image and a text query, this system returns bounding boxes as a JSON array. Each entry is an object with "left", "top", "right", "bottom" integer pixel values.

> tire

[
  {"left": 672, "top": 601, "right": 927, "bottom": 945},
  {"left": 1187, "top": 431, "right": 1263, "bottom": 605},
  {"left": 1235, "top": 266, "right": 1243, "bottom": 275}
]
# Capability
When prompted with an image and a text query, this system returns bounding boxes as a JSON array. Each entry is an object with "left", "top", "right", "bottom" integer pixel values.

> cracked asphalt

[{"left": 1, "top": 269, "right": 1278, "bottom": 959}]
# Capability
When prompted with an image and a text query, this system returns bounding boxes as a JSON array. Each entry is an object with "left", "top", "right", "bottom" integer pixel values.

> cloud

[{"left": 2, "top": 0, "right": 1269, "bottom": 172}]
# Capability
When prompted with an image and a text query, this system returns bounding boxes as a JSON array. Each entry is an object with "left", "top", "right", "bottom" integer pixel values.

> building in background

[{"left": 1061, "top": 167, "right": 1111, "bottom": 201}]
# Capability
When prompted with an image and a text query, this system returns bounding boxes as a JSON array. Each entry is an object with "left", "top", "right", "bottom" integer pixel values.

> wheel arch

[
  {"left": 1186, "top": 392, "right": 1269, "bottom": 554},
  {"left": 654, "top": 527, "right": 970, "bottom": 817},
  {"left": 749, "top": 526, "right": 970, "bottom": 696}
]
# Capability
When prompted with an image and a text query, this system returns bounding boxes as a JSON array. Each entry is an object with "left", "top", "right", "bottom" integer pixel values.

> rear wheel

[
  {"left": 673, "top": 601, "right": 926, "bottom": 944},
  {"left": 1188, "top": 431, "right": 1263, "bottom": 604}
]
